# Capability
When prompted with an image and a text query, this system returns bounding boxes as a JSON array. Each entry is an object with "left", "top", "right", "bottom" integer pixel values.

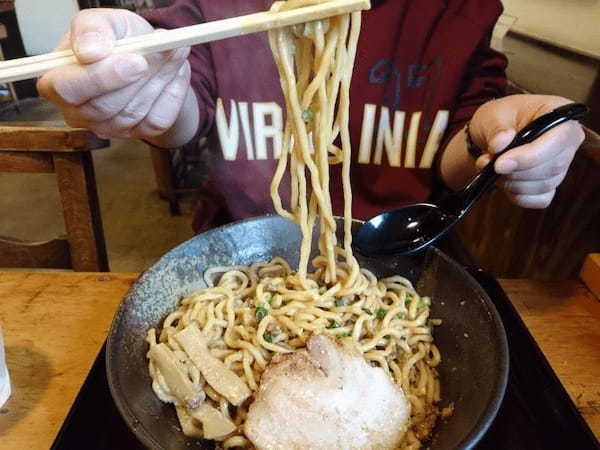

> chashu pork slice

[{"left": 245, "top": 335, "right": 411, "bottom": 450}]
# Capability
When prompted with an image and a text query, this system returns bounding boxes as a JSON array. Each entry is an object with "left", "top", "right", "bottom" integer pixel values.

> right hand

[{"left": 37, "top": 8, "right": 192, "bottom": 140}]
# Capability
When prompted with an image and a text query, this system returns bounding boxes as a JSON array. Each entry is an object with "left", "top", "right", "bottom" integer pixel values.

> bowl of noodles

[
  {"left": 106, "top": 215, "right": 508, "bottom": 450},
  {"left": 107, "top": 3, "right": 506, "bottom": 446}
]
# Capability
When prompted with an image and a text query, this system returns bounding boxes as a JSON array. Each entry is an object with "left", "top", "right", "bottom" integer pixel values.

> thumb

[
  {"left": 487, "top": 128, "right": 517, "bottom": 155},
  {"left": 473, "top": 124, "right": 518, "bottom": 174},
  {"left": 70, "top": 9, "right": 152, "bottom": 64},
  {"left": 470, "top": 100, "right": 519, "bottom": 155},
  {"left": 473, "top": 129, "right": 516, "bottom": 172},
  {"left": 71, "top": 10, "right": 117, "bottom": 64}
]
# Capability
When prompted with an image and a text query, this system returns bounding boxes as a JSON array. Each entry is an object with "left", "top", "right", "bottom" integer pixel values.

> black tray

[{"left": 51, "top": 270, "right": 599, "bottom": 450}]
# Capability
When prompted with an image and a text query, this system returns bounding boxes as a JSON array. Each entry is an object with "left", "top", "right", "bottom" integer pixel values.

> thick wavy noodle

[{"left": 146, "top": 1, "right": 447, "bottom": 449}]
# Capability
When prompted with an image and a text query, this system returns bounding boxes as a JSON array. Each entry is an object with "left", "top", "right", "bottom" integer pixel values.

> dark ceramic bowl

[{"left": 106, "top": 216, "right": 508, "bottom": 449}]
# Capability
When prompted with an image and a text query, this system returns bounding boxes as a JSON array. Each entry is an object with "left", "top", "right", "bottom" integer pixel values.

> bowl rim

[
  {"left": 428, "top": 249, "right": 509, "bottom": 449},
  {"left": 106, "top": 215, "right": 509, "bottom": 450}
]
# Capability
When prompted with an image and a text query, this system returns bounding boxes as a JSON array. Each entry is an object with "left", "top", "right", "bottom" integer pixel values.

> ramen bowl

[{"left": 107, "top": 215, "right": 508, "bottom": 449}]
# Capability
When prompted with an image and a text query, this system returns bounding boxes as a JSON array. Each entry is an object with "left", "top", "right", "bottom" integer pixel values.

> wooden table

[{"left": 0, "top": 272, "right": 598, "bottom": 448}]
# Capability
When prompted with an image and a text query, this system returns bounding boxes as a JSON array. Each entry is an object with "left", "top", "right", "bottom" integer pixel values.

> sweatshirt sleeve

[
  {"left": 445, "top": 36, "right": 508, "bottom": 141},
  {"left": 432, "top": 3, "right": 508, "bottom": 186},
  {"left": 440, "top": 0, "right": 508, "bottom": 151},
  {"left": 142, "top": 1, "right": 217, "bottom": 141}
]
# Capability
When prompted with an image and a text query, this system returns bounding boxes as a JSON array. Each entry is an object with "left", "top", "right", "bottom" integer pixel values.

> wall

[
  {"left": 502, "top": 0, "right": 600, "bottom": 59},
  {"left": 503, "top": 34, "right": 599, "bottom": 103},
  {"left": 499, "top": 1, "right": 600, "bottom": 105},
  {"left": 14, "top": 0, "right": 79, "bottom": 55}
]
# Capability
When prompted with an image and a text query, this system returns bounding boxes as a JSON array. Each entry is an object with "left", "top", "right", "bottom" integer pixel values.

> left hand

[{"left": 469, "top": 94, "right": 585, "bottom": 209}]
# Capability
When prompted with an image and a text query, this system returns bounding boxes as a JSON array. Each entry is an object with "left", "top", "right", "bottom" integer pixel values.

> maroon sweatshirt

[{"left": 144, "top": 0, "right": 507, "bottom": 232}]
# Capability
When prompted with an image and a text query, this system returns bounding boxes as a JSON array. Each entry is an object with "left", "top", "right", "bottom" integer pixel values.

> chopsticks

[{"left": 0, "top": 0, "right": 370, "bottom": 84}]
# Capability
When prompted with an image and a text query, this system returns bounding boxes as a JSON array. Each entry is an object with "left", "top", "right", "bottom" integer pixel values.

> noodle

[{"left": 146, "top": 1, "right": 445, "bottom": 448}]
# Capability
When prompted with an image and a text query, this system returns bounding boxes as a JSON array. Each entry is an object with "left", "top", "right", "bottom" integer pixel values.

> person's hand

[
  {"left": 37, "top": 8, "right": 192, "bottom": 140},
  {"left": 469, "top": 94, "right": 585, "bottom": 208}
]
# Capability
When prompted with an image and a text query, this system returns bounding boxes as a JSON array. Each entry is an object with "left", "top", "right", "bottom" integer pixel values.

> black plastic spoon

[{"left": 354, "top": 103, "right": 589, "bottom": 256}]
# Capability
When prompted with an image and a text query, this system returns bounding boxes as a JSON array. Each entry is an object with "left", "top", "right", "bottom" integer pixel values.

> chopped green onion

[
  {"left": 263, "top": 332, "right": 273, "bottom": 343},
  {"left": 384, "top": 334, "right": 391, "bottom": 339},
  {"left": 397, "top": 313, "right": 406, "bottom": 320},
  {"left": 327, "top": 321, "right": 341, "bottom": 329},
  {"left": 337, "top": 332, "right": 351, "bottom": 339},
  {"left": 256, "top": 306, "right": 268, "bottom": 321},
  {"left": 362, "top": 307, "right": 373, "bottom": 315},
  {"left": 376, "top": 308, "right": 387, "bottom": 320},
  {"left": 302, "top": 109, "right": 314, "bottom": 123},
  {"left": 335, "top": 299, "right": 345, "bottom": 307},
  {"left": 418, "top": 297, "right": 431, "bottom": 308},
  {"left": 319, "top": 286, "right": 327, "bottom": 294}
]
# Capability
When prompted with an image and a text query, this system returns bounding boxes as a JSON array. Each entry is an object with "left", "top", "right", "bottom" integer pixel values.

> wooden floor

[{"left": 0, "top": 98, "right": 195, "bottom": 272}]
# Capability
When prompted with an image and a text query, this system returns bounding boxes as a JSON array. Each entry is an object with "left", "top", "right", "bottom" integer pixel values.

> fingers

[
  {"left": 504, "top": 190, "right": 556, "bottom": 209},
  {"left": 475, "top": 144, "right": 575, "bottom": 179},
  {"left": 68, "top": 46, "right": 187, "bottom": 123},
  {"left": 133, "top": 62, "right": 192, "bottom": 137},
  {"left": 85, "top": 57, "right": 191, "bottom": 139},
  {"left": 507, "top": 147, "right": 576, "bottom": 181},
  {"left": 503, "top": 172, "right": 567, "bottom": 196},
  {"left": 497, "top": 120, "right": 583, "bottom": 210},
  {"left": 68, "top": 76, "right": 151, "bottom": 123},
  {"left": 469, "top": 94, "right": 586, "bottom": 210},
  {"left": 108, "top": 47, "right": 190, "bottom": 132},
  {"left": 470, "top": 94, "right": 574, "bottom": 154},
  {"left": 37, "top": 8, "right": 190, "bottom": 142},
  {"left": 497, "top": 122, "right": 582, "bottom": 209},
  {"left": 494, "top": 121, "right": 584, "bottom": 174},
  {"left": 38, "top": 9, "right": 154, "bottom": 107},
  {"left": 38, "top": 53, "right": 149, "bottom": 106}
]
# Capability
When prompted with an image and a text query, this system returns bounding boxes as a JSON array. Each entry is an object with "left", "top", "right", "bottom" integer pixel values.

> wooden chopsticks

[{"left": 0, "top": 0, "right": 370, "bottom": 84}]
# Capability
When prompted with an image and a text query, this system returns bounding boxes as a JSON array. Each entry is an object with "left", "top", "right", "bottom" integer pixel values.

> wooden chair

[
  {"left": 148, "top": 145, "right": 182, "bottom": 216},
  {"left": 0, "top": 23, "right": 19, "bottom": 111},
  {"left": 147, "top": 142, "right": 204, "bottom": 216},
  {"left": 0, "top": 122, "right": 110, "bottom": 271}
]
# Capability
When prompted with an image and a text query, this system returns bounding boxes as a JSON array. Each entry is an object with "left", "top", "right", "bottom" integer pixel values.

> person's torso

[{"left": 192, "top": 0, "right": 500, "bottom": 223}]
